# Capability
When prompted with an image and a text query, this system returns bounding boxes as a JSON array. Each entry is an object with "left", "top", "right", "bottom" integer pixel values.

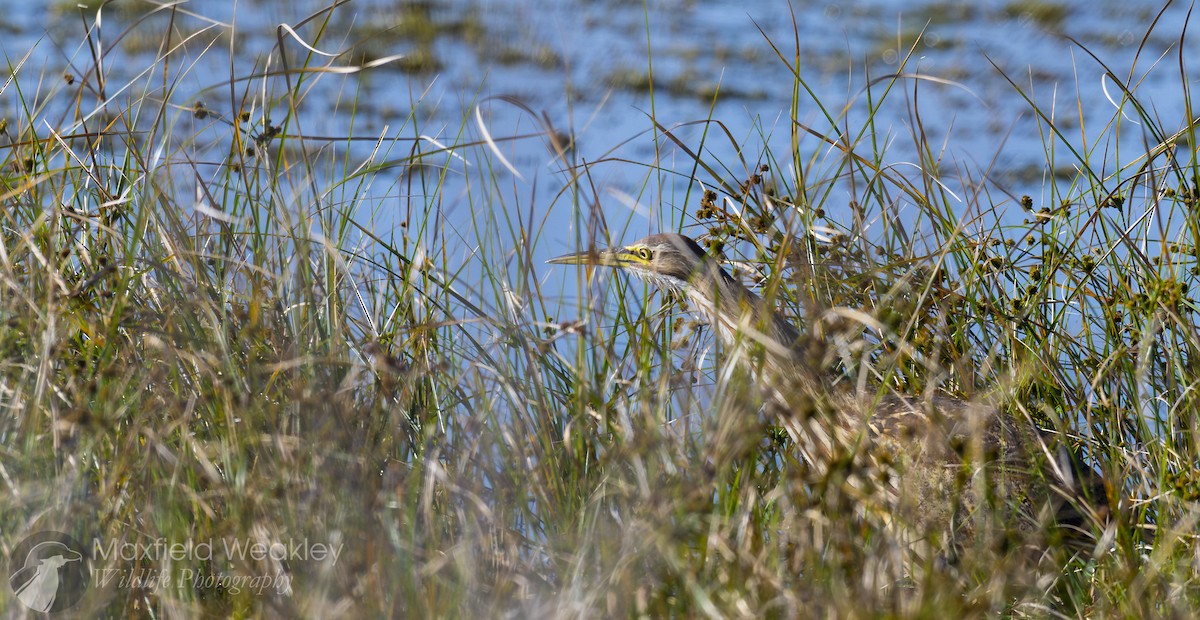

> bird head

[{"left": 546, "top": 233, "right": 723, "bottom": 294}]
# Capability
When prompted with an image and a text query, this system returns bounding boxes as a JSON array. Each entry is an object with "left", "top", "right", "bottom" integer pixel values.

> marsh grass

[{"left": 0, "top": 1, "right": 1197, "bottom": 617}]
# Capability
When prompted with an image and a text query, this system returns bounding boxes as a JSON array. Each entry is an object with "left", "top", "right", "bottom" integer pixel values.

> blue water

[{"left": 2, "top": 0, "right": 1195, "bottom": 324}]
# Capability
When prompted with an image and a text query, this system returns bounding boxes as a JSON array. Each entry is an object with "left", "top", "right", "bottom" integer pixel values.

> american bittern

[{"left": 549, "top": 232, "right": 1109, "bottom": 560}]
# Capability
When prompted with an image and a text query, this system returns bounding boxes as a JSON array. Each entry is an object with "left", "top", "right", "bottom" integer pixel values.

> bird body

[{"left": 549, "top": 232, "right": 1108, "bottom": 560}]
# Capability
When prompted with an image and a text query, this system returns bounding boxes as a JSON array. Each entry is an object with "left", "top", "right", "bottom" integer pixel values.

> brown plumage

[{"left": 550, "top": 232, "right": 1110, "bottom": 559}]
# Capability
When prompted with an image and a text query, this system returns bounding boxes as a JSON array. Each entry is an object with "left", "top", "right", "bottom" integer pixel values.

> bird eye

[{"left": 637, "top": 247, "right": 652, "bottom": 260}]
